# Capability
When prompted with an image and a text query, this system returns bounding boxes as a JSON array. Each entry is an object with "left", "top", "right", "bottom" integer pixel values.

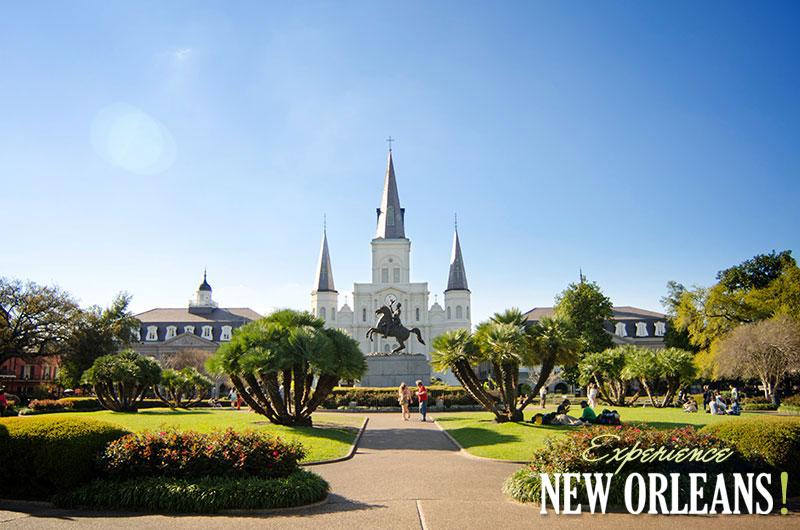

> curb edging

[
  {"left": 302, "top": 416, "right": 369, "bottom": 466},
  {"left": 432, "top": 417, "right": 528, "bottom": 465}
]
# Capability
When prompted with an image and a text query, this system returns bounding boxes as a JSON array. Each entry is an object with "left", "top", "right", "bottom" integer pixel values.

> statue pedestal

[{"left": 357, "top": 353, "right": 431, "bottom": 388}]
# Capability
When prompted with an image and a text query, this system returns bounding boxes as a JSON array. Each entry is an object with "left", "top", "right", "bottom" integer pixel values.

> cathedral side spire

[
  {"left": 445, "top": 224, "right": 469, "bottom": 292},
  {"left": 313, "top": 227, "right": 336, "bottom": 293},
  {"left": 375, "top": 149, "right": 406, "bottom": 239}
]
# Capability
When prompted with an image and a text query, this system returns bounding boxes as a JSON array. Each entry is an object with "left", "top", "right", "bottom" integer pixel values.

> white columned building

[{"left": 310, "top": 149, "right": 472, "bottom": 384}]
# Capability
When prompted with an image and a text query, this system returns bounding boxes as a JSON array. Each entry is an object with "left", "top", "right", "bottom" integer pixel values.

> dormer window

[
  {"left": 614, "top": 322, "right": 627, "bottom": 337},
  {"left": 220, "top": 326, "right": 232, "bottom": 341},
  {"left": 165, "top": 326, "right": 177, "bottom": 339},
  {"left": 202, "top": 326, "right": 213, "bottom": 340},
  {"left": 184, "top": 325, "right": 195, "bottom": 335},
  {"left": 146, "top": 326, "right": 158, "bottom": 341},
  {"left": 654, "top": 321, "right": 666, "bottom": 337},
  {"left": 635, "top": 322, "right": 649, "bottom": 337}
]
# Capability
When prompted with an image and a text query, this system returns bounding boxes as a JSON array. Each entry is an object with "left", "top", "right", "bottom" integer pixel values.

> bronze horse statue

[{"left": 366, "top": 305, "right": 425, "bottom": 354}]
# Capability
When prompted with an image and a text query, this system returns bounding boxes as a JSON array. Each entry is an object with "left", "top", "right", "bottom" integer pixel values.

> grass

[
  {"left": 435, "top": 405, "right": 759, "bottom": 461},
  {"left": 35, "top": 408, "right": 364, "bottom": 463}
]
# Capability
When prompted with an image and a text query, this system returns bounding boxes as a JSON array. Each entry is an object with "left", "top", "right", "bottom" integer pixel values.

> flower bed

[{"left": 102, "top": 429, "right": 305, "bottom": 479}]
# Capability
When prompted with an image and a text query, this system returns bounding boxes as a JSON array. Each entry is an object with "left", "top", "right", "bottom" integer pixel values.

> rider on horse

[{"left": 377, "top": 300, "right": 402, "bottom": 335}]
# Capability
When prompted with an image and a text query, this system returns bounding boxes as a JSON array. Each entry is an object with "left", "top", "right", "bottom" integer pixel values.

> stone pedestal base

[{"left": 357, "top": 353, "right": 431, "bottom": 388}]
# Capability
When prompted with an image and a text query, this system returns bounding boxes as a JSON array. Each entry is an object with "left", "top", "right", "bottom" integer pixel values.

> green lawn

[
  {"left": 41, "top": 408, "right": 364, "bottom": 463},
  {"left": 435, "top": 406, "right": 760, "bottom": 461}
]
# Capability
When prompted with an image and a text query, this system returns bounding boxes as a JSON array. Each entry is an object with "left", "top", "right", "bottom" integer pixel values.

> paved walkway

[{"left": 2, "top": 413, "right": 798, "bottom": 529}]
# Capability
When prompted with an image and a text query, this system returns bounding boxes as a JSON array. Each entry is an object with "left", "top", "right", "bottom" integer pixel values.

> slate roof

[
  {"left": 135, "top": 307, "right": 262, "bottom": 323},
  {"left": 313, "top": 229, "right": 336, "bottom": 292},
  {"left": 446, "top": 229, "right": 469, "bottom": 291},
  {"left": 524, "top": 306, "right": 666, "bottom": 321},
  {"left": 375, "top": 150, "right": 406, "bottom": 239}
]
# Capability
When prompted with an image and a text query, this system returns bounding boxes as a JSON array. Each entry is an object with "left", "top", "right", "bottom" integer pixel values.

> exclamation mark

[{"left": 781, "top": 471, "right": 788, "bottom": 515}]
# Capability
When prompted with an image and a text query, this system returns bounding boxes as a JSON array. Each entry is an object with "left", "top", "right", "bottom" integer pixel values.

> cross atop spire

[
  {"left": 375, "top": 149, "right": 406, "bottom": 239},
  {"left": 386, "top": 136, "right": 394, "bottom": 151},
  {"left": 446, "top": 220, "right": 469, "bottom": 292},
  {"left": 313, "top": 228, "right": 336, "bottom": 293}
]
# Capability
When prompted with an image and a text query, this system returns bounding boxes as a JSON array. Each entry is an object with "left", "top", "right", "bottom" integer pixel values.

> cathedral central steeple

[{"left": 375, "top": 150, "right": 406, "bottom": 239}]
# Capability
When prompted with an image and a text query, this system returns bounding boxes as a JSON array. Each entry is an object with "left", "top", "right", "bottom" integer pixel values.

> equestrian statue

[{"left": 366, "top": 299, "right": 425, "bottom": 354}]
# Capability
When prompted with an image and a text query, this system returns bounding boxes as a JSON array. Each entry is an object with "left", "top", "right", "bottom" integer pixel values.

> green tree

[
  {"left": 61, "top": 293, "right": 140, "bottom": 388},
  {"left": 577, "top": 346, "right": 640, "bottom": 406},
  {"left": 207, "top": 309, "right": 366, "bottom": 426},
  {"left": 0, "top": 277, "right": 80, "bottom": 364},
  {"left": 82, "top": 349, "right": 162, "bottom": 412},
  {"left": 432, "top": 310, "right": 581, "bottom": 422},
  {"left": 154, "top": 367, "right": 214, "bottom": 409},
  {"left": 552, "top": 279, "right": 613, "bottom": 384},
  {"left": 674, "top": 251, "right": 800, "bottom": 350},
  {"left": 660, "top": 281, "right": 698, "bottom": 351}
]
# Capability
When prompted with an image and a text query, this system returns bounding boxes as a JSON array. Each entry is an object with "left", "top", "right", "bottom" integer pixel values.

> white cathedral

[{"left": 310, "top": 149, "right": 472, "bottom": 383}]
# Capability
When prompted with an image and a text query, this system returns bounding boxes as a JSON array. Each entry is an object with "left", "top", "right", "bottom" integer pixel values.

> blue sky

[{"left": 2, "top": 1, "right": 799, "bottom": 324}]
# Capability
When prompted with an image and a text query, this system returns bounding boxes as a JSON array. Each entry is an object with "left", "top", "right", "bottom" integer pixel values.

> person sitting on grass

[
  {"left": 683, "top": 398, "right": 698, "bottom": 413},
  {"left": 579, "top": 400, "right": 597, "bottom": 424},
  {"left": 729, "top": 398, "right": 741, "bottom": 416}
]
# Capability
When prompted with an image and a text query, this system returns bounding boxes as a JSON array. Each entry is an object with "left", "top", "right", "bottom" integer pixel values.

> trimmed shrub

[
  {"left": 58, "top": 397, "right": 104, "bottom": 411},
  {"left": 701, "top": 416, "right": 800, "bottom": 492},
  {"left": 0, "top": 416, "right": 130, "bottom": 499},
  {"left": 53, "top": 470, "right": 328, "bottom": 513},
  {"left": 504, "top": 425, "right": 755, "bottom": 505},
  {"left": 28, "top": 399, "right": 72, "bottom": 412},
  {"left": 102, "top": 428, "right": 305, "bottom": 479},
  {"left": 322, "top": 386, "right": 475, "bottom": 408}
]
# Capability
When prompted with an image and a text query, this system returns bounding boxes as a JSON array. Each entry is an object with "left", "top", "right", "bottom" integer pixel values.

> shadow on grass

[{"left": 445, "top": 426, "right": 520, "bottom": 449}]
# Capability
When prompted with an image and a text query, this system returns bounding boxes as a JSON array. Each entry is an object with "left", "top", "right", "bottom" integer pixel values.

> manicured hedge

[
  {"left": 503, "top": 425, "right": 754, "bottom": 505},
  {"left": 53, "top": 470, "right": 328, "bottom": 513},
  {"left": 701, "top": 416, "right": 800, "bottom": 492},
  {"left": 0, "top": 416, "right": 130, "bottom": 499},
  {"left": 322, "top": 386, "right": 476, "bottom": 408},
  {"left": 102, "top": 429, "right": 305, "bottom": 479},
  {"left": 21, "top": 397, "right": 234, "bottom": 415}
]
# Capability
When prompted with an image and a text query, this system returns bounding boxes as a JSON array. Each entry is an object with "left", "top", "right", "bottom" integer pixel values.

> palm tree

[
  {"left": 208, "top": 309, "right": 366, "bottom": 426},
  {"left": 433, "top": 308, "right": 582, "bottom": 422}
]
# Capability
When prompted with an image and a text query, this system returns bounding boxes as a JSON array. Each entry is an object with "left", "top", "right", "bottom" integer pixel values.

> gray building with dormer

[{"left": 131, "top": 272, "right": 261, "bottom": 365}]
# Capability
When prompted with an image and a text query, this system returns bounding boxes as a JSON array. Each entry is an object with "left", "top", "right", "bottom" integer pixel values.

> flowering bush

[
  {"left": 101, "top": 428, "right": 305, "bottom": 479},
  {"left": 504, "top": 424, "right": 753, "bottom": 505},
  {"left": 28, "top": 399, "right": 73, "bottom": 412}
]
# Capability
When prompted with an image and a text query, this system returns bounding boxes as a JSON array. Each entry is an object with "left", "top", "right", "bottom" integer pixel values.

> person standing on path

[
  {"left": 587, "top": 382, "right": 599, "bottom": 409},
  {"left": 416, "top": 380, "right": 428, "bottom": 422},
  {"left": 398, "top": 382, "right": 412, "bottom": 421}
]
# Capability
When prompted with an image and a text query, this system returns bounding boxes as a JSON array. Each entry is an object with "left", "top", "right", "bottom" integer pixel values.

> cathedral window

[
  {"left": 381, "top": 268, "right": 389, "bottom": 283},
  {"left": 220, "top": 326, "right": 232, "bottom": 341},
  {"left": 393, "top": 268, "right": 400, "bottom": 283},
  {"left": 165, "top": 326, "right": 177, "bottom": 339},
  {"left": 447, "top": 306, "right": 452, "bottom": 319},
  {"left": 320, "top": 307, "right": 327, "bottom": 320},
  {"left": 635, "top": 322, "right": 649, "bottom": 337},
  {"left": 146, "top": 326, "right": 158, "bottom": 341},
  {"left": 184, "top": 325, "right": 195, "bottom": 335},
  {"left": 331, "top": 307, "right": 336, "bottom": 321},
  {"left": 202, "top": 326, "right": 213, "bottom": 340},
  {"left": 416, "top": 307, "right": 420, "bottom": 321},
  {"left": 466, "top": 306, "right": 470, "bottom": 319},
  {"left": 456, "top": 306, "right": 463, "bottom": 319},
  {"left": 654, "top": 321, "right": 666, "bottom": 337},
  {"left": 362, "top": 308, "right": 367, "bottom": 322},
  {"left": 614, "top": 322, "right": 627, "bottom": 337}
]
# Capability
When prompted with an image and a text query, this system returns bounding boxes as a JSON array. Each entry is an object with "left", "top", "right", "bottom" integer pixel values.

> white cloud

[{"left": 172, "top": 48, "right": 192, "bottom": 61}]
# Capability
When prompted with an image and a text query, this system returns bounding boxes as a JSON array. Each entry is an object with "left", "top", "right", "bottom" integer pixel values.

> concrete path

[{"left": 2, "top": 413, "right": 799, "bottom": 529}]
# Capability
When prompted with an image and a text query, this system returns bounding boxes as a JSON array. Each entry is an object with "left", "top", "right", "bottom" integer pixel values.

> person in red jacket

[{"left": 416, "top": 380, "right": 428, "bottom": 422}]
